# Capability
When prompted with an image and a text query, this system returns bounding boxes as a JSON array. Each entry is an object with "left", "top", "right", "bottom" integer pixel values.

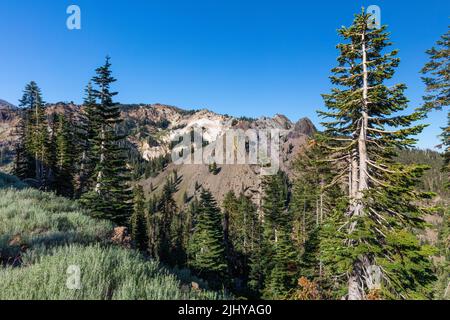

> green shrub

[
  {"left": 0, "top": 188, "right": 114, "bottom": 258},
  {"left": 0, "top": 188, "right": 228, "bottom": 300},
  {"left": 0, "top": 172, "right": 27, "bottom": 189},
  {"left": 0, "top": 244, "right": 226, "bottom": 300}
]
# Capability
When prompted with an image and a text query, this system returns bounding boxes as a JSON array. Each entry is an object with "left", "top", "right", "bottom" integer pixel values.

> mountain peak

[
  {"left": 294, "top": 117, "right": 316, "bottom": 137},
  {"left": 0, "top": 99, "right": 17, "bottom": 110}
]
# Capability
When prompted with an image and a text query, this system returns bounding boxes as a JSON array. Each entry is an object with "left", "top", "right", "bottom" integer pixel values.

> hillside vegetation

[{"left": 0, "top": 182, "right": 226, "bottom": 300}]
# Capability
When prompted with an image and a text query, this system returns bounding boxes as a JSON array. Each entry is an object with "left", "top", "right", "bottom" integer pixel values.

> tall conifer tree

[
  {"left": 18, "top": 81, "right": 50, "bottom": 188},
  {"left": 421, "top": 26, "right": 450, "bottom": 187},
  {"left": 82, "top": 57, "right": 132, "bottom": 225},
  {"left": 53, "top": 113, "right": 76, "bottom": 197},
  {"left": 131, "top": 185, "right": 149, "bottom": 252},
  {"left": 13, "top": 109, "right": 34, "bottom": 180},
  {"left": 75, "top": 82, "right": 98, "bottom": 198},
  {"left": 318, "top": 10, "right": 435, "bottom": 299},
  {"left": 188, "top": 189, "right": 228, "bottom": 287},
  {"left": 260, "top": 171, "right": 298, "bottom": 299}
]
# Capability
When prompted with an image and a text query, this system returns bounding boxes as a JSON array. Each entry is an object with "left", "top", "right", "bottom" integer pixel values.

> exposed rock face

[
  {"left": 0, "top": 100, "right": 20, "bottom": 170},
  {"left": 111, "top": 227, "right": 132, "bottom": 249},
  {"left": 0, "top": 99, "right": 316, "bottom": 203},
  {"left": 295, "top": 117, "right": 316, "bottom": 136},
  {"left": 289, "top": 117, "right": 317, "bottom": 139},
  {"left": 0, "top": 101, "right": 17, "bottom": 121}
]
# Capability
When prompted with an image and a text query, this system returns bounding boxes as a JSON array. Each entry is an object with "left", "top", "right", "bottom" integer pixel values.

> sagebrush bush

[
  {"left": 0, "top": 244, "right": 225, "bottom": 300},
  {"left": 0, "top": 188, "right": 114, "bottom": 257},
  {"left": 0, "top": 188, "right": 227, "bottom": 300}
]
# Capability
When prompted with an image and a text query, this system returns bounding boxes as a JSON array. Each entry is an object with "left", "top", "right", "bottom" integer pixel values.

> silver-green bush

[
  {"left": 0, "top": 244, "right": 225, "bottom": 300},
  {"left": 0, "top": 188, "right": 227, "bottom": 300}
]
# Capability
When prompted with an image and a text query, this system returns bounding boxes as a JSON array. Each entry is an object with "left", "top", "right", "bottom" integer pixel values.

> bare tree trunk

[
  {"left": 95, "top": 125, "right": 106, "bottom": 194},
  {"left": 348, "top": 26, "right": 370, "bottom": 300},
  {"left": 320, "top": 179, "right": 324, "bottom": 223}
]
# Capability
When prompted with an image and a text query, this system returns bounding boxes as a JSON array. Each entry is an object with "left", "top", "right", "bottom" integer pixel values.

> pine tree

[
  {"left": 420, "top": 26, "right": 450, "bottom": 188},
  {"left": 318, "top": 10, "right": 435, "bottom": 299},
  {"left": 53, "top": 113, "right": 76, "bottom": 197},
  {"left": 209, "top": 162, "right": 219, "bottom": 175},
  {"left": 147, "top": 194, "right": 159, "bottom": 258},
  {"left": 223, "top": 191, "right": 260, "bottom": 293},
  {"left": 260, "top": 171, "right": 299, "bottom": 299},
  {"left": 131, "top": 185, "right": 149, "bottom": 252},
  {"left": 75, "top": 82, "right": 98, "bottom": 198},
  {"left": 184, "top": 196, "right": 199, "bottom": 252},
  {"left": 81, "top": 57, "right": 132, "bottom": 225},
  {"left": 291, "top": 140, "right": 345, "bottom": 290},
  {"left": 421, "top": 26, "right": 450, "bottom": 112},
  {"left": 13, "top": 109, "right": 34, "bottom": 180},
  {"left": 18, "top": 81, "right": 50, "bottom": 188},
  {"left": 188, "top": 189, "right": 228, "bottom": 288},
  {"left": 292, "top": 143, "right": 325, "bottom": 246},
  {"left": 264, "top": 229, "right": 299, "bottom": 299},
  {"left": 155, "top": 178, "right": 179, "bottom": 263}
]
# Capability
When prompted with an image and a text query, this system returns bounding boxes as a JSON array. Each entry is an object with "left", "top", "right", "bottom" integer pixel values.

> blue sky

[{"left": 0, "top": 0, "right": 448, "bottom": 149}]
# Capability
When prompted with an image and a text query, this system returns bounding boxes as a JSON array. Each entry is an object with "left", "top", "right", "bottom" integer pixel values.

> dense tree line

[{"left": 14, "top": 57, "right": 132, "bottom": 225}]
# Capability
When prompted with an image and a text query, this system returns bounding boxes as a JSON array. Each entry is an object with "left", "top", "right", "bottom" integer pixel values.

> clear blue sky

[{"left": 1, "top": 0, "right": 448, "bottom": 149}]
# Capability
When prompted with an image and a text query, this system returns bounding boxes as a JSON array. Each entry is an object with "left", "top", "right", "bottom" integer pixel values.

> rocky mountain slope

[{"left": 0, "top": 99, "right": 316, "bottom": 203}]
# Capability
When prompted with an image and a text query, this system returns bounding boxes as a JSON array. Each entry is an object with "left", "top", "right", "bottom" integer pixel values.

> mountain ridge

[{"left": 0, "top": 99, "right": 317, "bottom": 202}]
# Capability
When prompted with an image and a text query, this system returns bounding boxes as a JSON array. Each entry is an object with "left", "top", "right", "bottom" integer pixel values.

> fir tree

[
  {"left": 420, "top": 26, "right": 450, "bottom": 188},
  {"left": 260, "top": 171, "right": 298, "bottom": 299},
  {"left": 131, "top": 185, "right": 149, "bottom": 252},
  {"left": 421, "top": 26, "right": 450, "bottom": 112},
  {"left": 81, "top": 57, "right": 132, "bottom": 225},
  {"left": 188, "top": 189, "right": 228, "bottom": 288},
  {"left": 223, "top": 191, "right": 260, "bottom": 293},
  {"left": 184, "top": 196, "right": 199, "bottom": 251},
  {"left": 291, "top": 140, "right": 345, "bottom": 289},
  {"left": 156, "top": 178, "right": 179, "bottom": 263},
  {"left": 209, "top": 162, "right": 219, "bottom": 175},
  {"left": 13, "top": 109, "right": 34, "bottom": 180},
  {"left": 75, "top": 82, "right": 98, "bottom": 198},
  {"left": 146, "top": 194, "right": 159, "bottom": 258},
  {"left": 18, "top": 81, "right": 50, "bottom": 188},
  {"left": 318, "top": 10, "right": 435, "bottom": 299},
  {"left": 264, "top": 229, "right": 299, "bottom": 299},
  {"left": 53, "top": 113, "right": 76, "bottom": 197}
]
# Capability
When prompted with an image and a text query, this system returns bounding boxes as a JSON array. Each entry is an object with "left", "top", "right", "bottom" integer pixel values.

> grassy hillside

[{"left": 0, "top": 181, "right": 227, "bottom": 300}]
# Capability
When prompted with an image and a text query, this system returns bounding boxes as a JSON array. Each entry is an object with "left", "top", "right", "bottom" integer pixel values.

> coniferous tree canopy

[
  {"left": 291, "top": 141, "right": 345, "bottom": 293},
  {"left": 421, "top": 26, "right": 450, "bottom": 188},
  {"left": 318, "top": 10, "right": 435, "bottom": 299},
  {"left": 421, "top": 26, "right": 450, "bottom": 112},
  {"left": 52, "top": 113, "right": 76, "bottom": 197},
  {"left": 156, "top": 178, "right": 178, "bottom": 262},
  {"left": 16, "top": 81, "right": 50, "bottom": 188},
  {"left": 81, "top": 57, "right": 132, "bottom": 225},
  {"left": 13, "top": 109, "right": 34, "bottom": 180},
  {"left": 75, "top": 82, "right": 98, "bottom": 198},
  {"left": 131, "top": 185, "right": 149, "bottom": 252},
  {"left": 188, "top": 188, "right": 228, "bottom": 288},
  {"left": 222, "top": 191, "right": 260, "bottom": 295},
  {"left": 259, "top": 171, "right": 299, "bottom": 299}
]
